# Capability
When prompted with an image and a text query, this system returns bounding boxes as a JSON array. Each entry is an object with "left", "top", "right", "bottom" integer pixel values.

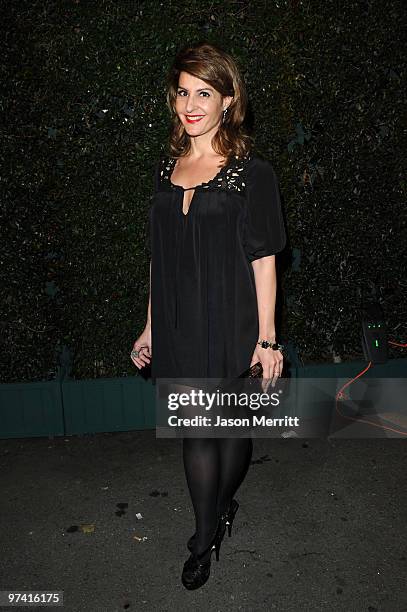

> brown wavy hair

[{"left": 165, "top": 41, "right": 253, "bottom": 163}]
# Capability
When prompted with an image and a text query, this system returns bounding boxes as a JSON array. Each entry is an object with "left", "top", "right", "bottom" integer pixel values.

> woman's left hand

[{"left": 250, "top": 347, "right": 284, "bottom": 393}]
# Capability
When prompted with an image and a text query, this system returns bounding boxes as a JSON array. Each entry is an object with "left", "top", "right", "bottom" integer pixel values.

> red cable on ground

[{"left": 334, "top": 340, "right": 407, "bottom": 436}]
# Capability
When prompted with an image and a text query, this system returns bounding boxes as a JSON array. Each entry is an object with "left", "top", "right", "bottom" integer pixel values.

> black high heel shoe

[
  {"left": 224, "top": 498, "right": 239, "bottom": 537},
  {"left": 181, "top": 519, "right": 224, "bottom": 590},
  {"left": 187, "top": 499, "right": 239, "bottom": 552}
]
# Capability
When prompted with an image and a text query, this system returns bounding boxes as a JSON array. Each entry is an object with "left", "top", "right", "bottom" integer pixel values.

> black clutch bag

[
  {"left": 235, "top": 360, "right": 288, "bottom": 410},
  {"left": 238, "top": 361, "right": 263, "bottom": 379}
]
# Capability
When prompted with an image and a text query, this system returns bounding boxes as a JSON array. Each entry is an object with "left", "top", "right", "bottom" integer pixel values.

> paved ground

[{"left": 0, "top": 431, "right": 406, "bottom": 612}]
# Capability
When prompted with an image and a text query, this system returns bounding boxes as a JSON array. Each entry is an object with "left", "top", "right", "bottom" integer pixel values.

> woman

[{"left": 130, "top": 42, "right": 287, "bottom": 590}]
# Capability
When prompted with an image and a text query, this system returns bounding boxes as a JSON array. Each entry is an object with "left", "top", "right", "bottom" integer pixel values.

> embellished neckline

[
  {"left": 168, "top": 156, "right": 232, "bottom": 191},
  {"left": 160, "top": 153, "right": 252, "bottom": 193}
]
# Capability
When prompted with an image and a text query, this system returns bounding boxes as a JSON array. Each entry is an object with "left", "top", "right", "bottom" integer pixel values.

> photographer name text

[{"left": 167, "top": 415, "right": 299, "bottom": 428}]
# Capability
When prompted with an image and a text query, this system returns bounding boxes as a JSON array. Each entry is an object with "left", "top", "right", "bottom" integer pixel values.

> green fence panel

[
  {"left": 62, "top": 375, "right": 156, "bottom": 435},
  {"left": 0, "top": 381, "right": 64, "bottom": 439}
]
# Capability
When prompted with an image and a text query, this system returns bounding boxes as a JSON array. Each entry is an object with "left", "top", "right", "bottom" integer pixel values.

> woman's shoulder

[
  {"left": 245, "top": 152, "right": 278, "bottom": 187},
  {"left": 153, "top": 153, "right": 175, "bottom": 191},
  {"left": 246, "top": 151, "right": 276, "bottom": 170},
  {"left": 155, "top": 153, "right": 171, "bottom": 173}
]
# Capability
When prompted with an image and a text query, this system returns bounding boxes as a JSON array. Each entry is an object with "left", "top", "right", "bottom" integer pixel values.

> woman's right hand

[{"left": 130, "top": 324, "right": 152, "bottom": 370}]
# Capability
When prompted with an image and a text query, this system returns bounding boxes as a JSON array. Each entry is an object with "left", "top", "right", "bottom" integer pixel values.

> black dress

[{"left": 147, "top": 152, "right": 287, "bottom": 384}]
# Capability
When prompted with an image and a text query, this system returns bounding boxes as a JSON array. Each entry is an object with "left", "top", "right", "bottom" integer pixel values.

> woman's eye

[{"left": 177, "top": 91, "right": 210, "bottom": 97}]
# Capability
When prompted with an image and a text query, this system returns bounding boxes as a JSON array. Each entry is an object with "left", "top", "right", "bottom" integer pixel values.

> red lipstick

[{"left": 185, "top": 115, "right": 204, "bottom": 124}]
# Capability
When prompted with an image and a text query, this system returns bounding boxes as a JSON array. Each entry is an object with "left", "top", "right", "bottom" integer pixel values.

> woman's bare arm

[
  {"left": 250, "top": 255, "right": 282, "bottom": 388},
  {"left": 251, "top": 255, "right": 277, "bottom": 342},
  {"left": 130, "top": 260, "right": 152, "bottom": 369}
]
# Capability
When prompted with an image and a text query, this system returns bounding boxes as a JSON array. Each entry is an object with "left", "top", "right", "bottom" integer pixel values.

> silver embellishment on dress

[{"left": 159, "top": 154, "right": 250, "bottom": 193}]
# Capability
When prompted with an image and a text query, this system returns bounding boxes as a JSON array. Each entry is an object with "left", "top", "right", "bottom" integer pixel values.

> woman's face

[{"left": 175, "top": 71, "right": 231, "bottom": 138}]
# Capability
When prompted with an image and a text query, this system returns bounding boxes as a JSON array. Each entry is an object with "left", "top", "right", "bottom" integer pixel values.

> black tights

[{"left": 182, "top": 437, "right": 253, "bottom": 555}]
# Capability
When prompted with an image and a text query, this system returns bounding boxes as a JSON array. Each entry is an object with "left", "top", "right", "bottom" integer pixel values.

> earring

[{"left": 222, "top": 108, "right": 228, "bottom": 123}]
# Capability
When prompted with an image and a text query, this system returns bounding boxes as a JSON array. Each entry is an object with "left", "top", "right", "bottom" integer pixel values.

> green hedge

[{"left": 1, "top": 0, "right": 406, "bottom": 383}]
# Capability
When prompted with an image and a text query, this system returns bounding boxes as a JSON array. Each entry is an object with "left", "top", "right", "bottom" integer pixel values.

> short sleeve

[{"left": 243, "top": 157, "right": 287, "bottom": 262}]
